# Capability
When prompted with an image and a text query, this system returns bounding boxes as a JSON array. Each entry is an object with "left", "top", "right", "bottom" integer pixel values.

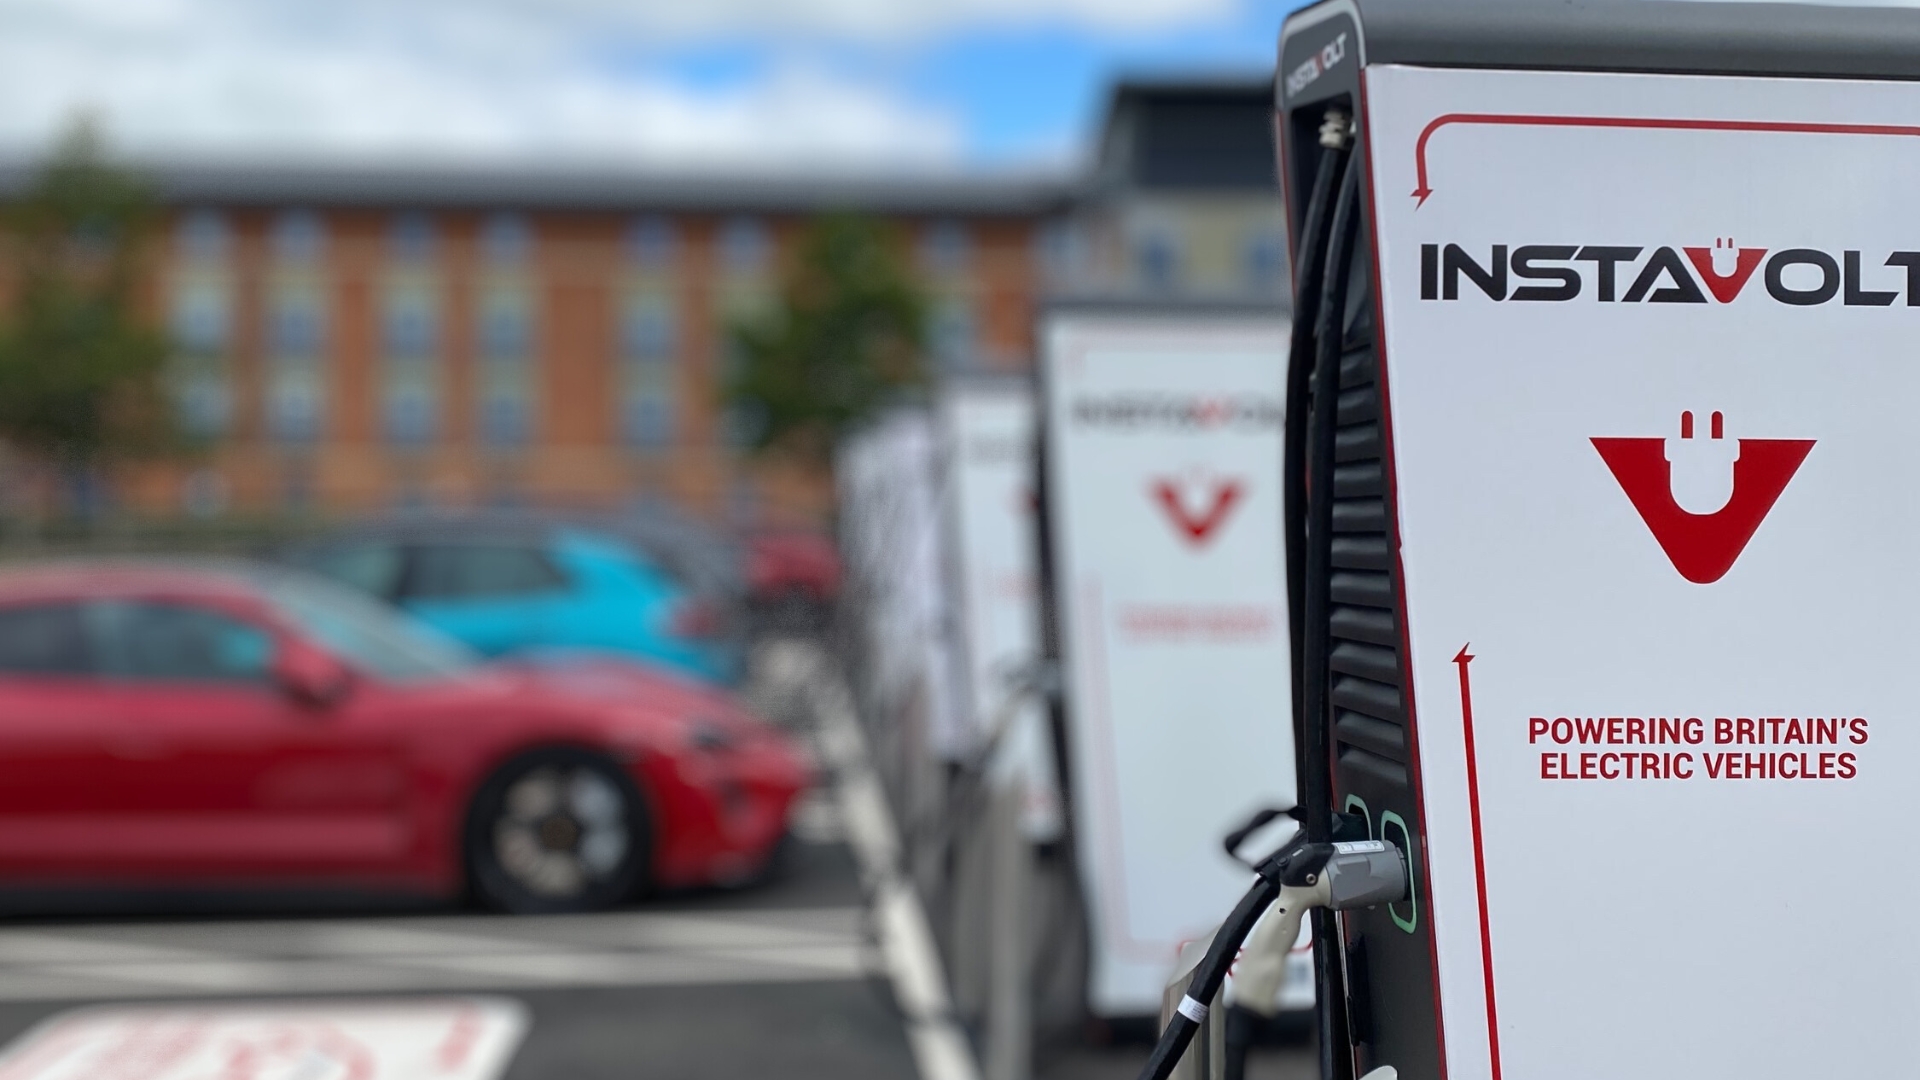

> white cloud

[
  {"left": 0, "top": 0, "right": 1229, "bottom": 167},
  {"left": 458, "top": 0, "right": 1238, "bottom": 41}
]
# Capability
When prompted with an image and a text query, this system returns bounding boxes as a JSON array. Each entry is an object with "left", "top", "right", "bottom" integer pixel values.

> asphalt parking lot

[
  {"left": 0, "top": 642, "right": 1312, "bottom": 1080},
  {"left": 0, "top": 822, "right": 918, "bottom": 1079}
]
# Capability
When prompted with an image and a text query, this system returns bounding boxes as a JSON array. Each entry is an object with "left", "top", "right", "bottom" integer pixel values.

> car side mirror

[{"left": 272, "top": 640, "right": 353, "bottom": 708}]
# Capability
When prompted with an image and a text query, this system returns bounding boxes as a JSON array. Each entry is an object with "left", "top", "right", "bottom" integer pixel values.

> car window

[
  {"left": 91, "top": 601, "right": 274, "bottom": 683},
  {"left": 405, "top": 544, "right": 567, "bottom": 601},
  {"left": 292, "top": 543, "right": 405, "bottom": 600},
  {"left": 263, "top": 575, "right": 481, "bottom": 683},
  {"left": 0, "top": 603, "right": 93, "bottom": 676}
]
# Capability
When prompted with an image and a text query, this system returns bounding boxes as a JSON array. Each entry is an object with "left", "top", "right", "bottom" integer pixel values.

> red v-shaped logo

[
  {"left": 1593, "top": 413, "right": 1813, "bottom": 584},
  {"left": 1681, "top": 238, "right": 1767, "bottom": 304},
  {"left": 1152, "top": 478, "right": 1243, "bottom": 546}
]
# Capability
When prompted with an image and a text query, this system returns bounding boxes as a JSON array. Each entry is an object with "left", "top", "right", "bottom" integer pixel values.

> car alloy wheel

[{"left": 468, "top": 749, "right": 649, "bottom": 913}]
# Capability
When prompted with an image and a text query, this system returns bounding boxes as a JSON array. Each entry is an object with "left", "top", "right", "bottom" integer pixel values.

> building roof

[
  {"left": 0, "top": 159, "right": 1076, "bottom": 217},
  {"left": 1093, "top": 76, "right": 1279, "bottom": 194}
]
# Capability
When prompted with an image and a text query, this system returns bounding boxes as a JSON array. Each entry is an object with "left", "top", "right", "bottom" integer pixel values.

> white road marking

[
  {"left": 803, "top": 645, "right": 982, "bottom": 1080},
  {"left": 0, "top": 907, "right": 871, "bottom": 1001},
  {"left": 0, "top": 997, "right": 527, "bottom": 1080},
  {"left": 0, "top": 934, "right": 224, "bottom": 966}
]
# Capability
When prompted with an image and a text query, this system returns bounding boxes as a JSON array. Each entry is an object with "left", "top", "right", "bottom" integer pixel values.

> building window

[
  {"left": 169, "top": 269, "right": 232, "bottom": 438},
  {"left": 480, "top": 213, "right": 532, "bottom": 265},
  {"left": 389, "top": 213, "right": 437, "bottom": 263},
  {"left": 478, "top": 280, "right": 533, "bottom": 446},
  {"left": 479, "top": 372, "right": 532, "bottom": 447},
  {"left": 717, "top": 216, "right": 770, "bottom": 274},
  {"left": 928, "top": 297, "right": 976, "bottom": 372},
  {"left": 266, "top": 365, "right": 322, "bottom": 441},
  {"left": 268, "top": 282, "right": 324, "bottom": 358},
  {"left": 271, "top": 211, "right": 325, "bottom": 264},
  {"left": 620, "top": 294, "right": 676, "bottom": 361},
  {"left": 173, "top": 359, "right": 232, "bottom": 439},
  {"left": 384, "top": 365, "right": 438, "bottom": 446},
  {"left": 267, "top": 358, "right": 324, "bottom": 444},
  {"left": 265, "top": 214, "right": 328, "bottom": 446},
  {"left": 479, "top": 284, "right": 532, "bottom": 361},
  {"left": 628, "top": 216, "right": 678, "bottom": 270},
  {"left": 383, "top": 280, "right": 438, "bottom": 359},
  {"left": 175, "top": 211, "right": 230, "bottom": 262},
  {"left": 920, "top": 220, "right": 970, "bottom": 275},
  {"left": 267, "top": 276, "right": 326, "bottom": 446},
  {"left": 382, "top": 271, "right": 439, "bottom": 445},
  {"left": 619, "top": 294, "right": 677, "bottom": 450},
  {"left": 1137, "top": 231, "right": 1181, "bottom": 291},
  {"left": 170, "top": 275, "right": 230, "bottom": 355},
  {"left": 1035, "top": 219, "right": 1081, "bottom": 283},
  {"left": 620, "top": 385, "right": 676, "bottom": 448},
  {"left": 1244, "top": 230, "right": 1288, "bottom": 294}
]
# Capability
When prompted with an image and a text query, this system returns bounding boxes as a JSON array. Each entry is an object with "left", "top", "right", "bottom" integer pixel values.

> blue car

[{"left": 279, "top": 516, "right": 744, "bottom": 684}]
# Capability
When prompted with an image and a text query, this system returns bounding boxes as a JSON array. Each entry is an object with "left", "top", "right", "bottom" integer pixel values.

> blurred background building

[
  {"left": 0, "top": 76, "right": 1282, "bottom": 531},
  {"left": 1067, "top": 78, "right": 1289, "bottom": 301}
]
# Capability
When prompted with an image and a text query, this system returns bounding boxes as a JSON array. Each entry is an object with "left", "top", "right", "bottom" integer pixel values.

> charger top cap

[{"left": 1283, "top": 0, "right": 1920, "bottom": 117}]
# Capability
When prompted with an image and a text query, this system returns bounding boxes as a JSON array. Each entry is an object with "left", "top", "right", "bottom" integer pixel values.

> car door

[
  {"left": 83, "top": 598, "right": 413, "bottom": 878},
  {"left": 0, "top": 599, "right": 129, "bottom": 878},
  {"left": 397, "top": 541, "right": 575, "bottom": 657}
]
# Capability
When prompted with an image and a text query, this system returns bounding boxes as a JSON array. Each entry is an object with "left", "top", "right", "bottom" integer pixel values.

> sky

[{"left": 0, "top": 0, "right": 1306, "bottom": 174}]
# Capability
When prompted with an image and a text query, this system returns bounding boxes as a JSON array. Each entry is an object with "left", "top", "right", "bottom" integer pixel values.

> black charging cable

[
  {"left": 1135, "top": 105, "right": 1359, "bottom": 1080},
  {"left": 1301, "top": 128, "right": 1365, "bottom": 1080},
  {"left": 1283, "top": 111, "right": 1353, "bottom": 777},
  {"left": 1135, "top": 832, "right": 1323, "bottom": 1080}
]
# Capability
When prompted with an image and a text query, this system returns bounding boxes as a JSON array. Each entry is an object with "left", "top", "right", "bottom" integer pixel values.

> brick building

[
  {"left": 116, "top": 167, "right": 1066, "bottom": 525},
  {"left": 5, "top": 77, "right": 1283, "bottom": 529}
]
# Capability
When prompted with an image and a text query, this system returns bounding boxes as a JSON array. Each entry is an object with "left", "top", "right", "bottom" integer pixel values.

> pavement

[
  {"left": 0, "top": 837, "right": 918, "bottom": 1078},
  {"left": 0, "top": 640, "right": 1314, "bottom": 1080}
]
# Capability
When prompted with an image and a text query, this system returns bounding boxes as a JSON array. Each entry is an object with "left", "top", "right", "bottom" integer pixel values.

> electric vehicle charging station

[
  {"left": 939, "top": 379, "right": 1064, "bottom": 840},
  {"left": 1038, "top": 304, "right": 1300, "bottom": 1018},
  {"left": 1194, "top": 3, "right": 1920, "bottom": 1080}
]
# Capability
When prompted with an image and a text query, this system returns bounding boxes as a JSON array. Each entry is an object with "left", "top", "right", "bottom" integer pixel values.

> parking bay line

[
  {"left": 0, "top": 907, "right": 873, "bottom": 1001},
  {"left": 805, "top": 647, "right": 983, "bottom": 1080}
]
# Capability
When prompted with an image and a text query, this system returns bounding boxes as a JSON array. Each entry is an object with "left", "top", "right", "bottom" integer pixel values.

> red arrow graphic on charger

[
  {"left": 1454, "top": 643, "right": 1505, "bottom": 1080},
  {"left": 1413, "top": 113, "right": 1920, "bottom": 207}
]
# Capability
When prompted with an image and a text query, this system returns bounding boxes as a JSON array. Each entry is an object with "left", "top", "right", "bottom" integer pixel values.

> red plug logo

[
  {"left": 1665, "top": 409, "right": 1739, "bottom": 514},
  {"left": 1592, "top": 411, "right": 1813, "bottom": 584},
  {"left": 1681, "top": 237, "right": 1767, "bottom": 305}
]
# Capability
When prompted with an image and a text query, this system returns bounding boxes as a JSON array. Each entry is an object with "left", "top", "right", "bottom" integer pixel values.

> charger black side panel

[
  {"left": 1280, "top": 6, "right": 1446, "bottom": 1080},
  {"left": 1319, "top": 234, "right": 1445, "bottom": 1080}
]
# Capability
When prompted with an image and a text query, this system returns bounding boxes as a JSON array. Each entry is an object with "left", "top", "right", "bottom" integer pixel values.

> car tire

[{"left": 465, "top": 748, "right": 651, "bottom": 914}]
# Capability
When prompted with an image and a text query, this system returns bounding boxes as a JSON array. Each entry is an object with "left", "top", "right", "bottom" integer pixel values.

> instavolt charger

[{"left": 1143, "top": 3, "right": 1920, "bottom": 1079}]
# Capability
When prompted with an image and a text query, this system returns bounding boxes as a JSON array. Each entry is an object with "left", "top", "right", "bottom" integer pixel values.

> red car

[
  {"left": 0, "top": 560, "right": 809, "bottom": 913},
  {"left": 746, "top": 531, "right": 842, "bottom": 607}
]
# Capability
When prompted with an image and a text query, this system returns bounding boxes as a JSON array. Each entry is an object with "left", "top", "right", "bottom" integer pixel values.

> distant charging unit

[
  {"left": 1277, "top": 2, "right": 1920, "bottom": 1078},
  {"left": 1039, "top": 305, "right": 1298, "bottom": 1017},
  {"left": 939, "top": 379, "right": 1063, "bottom": 838}
]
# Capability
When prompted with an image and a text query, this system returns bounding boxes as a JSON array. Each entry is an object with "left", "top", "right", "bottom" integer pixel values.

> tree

[
  {"left": 725, "top": 214, "right": 927, "bottom": 466},
  {"left": 0, "top": 119, "right": 172, "bottom": 481}
]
